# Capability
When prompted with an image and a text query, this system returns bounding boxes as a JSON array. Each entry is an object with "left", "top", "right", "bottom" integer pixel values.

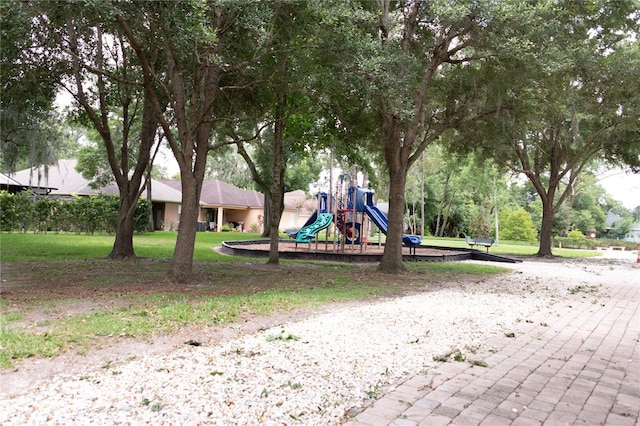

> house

[
  {"left": 160, "top": 179, "right": 270, "bottom": 232},
  {"left": 9, "top": 159, "right": 183, "bottom": 231},
  {"left": 284, "top": 189, "right": 316, "bottom": 229},
  {"left": 604, "top": 211, "right": 640, "bottom": 243},
  {"left": 1, "top": 172, "right": 56, "bottom": 194},
  {"left": 624, "top": 223, "right": 640, "bottom": 243},
  {"left": 8, "top": 159, "right": 308, "bottom": 233}
]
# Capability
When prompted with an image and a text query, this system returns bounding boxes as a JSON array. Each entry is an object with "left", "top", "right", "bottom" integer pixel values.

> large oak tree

[
  {"left": 450, "top": 1, "right": 640, "bottom": 256},
  {"left": 12, "top": 2, "right": 160, "bottom": 259},
  {"left": 340, "top": 0, "right": 521, "bottom": 272},
  {"left": 115, "top": 1, "right": 240, "bottom": 281}
]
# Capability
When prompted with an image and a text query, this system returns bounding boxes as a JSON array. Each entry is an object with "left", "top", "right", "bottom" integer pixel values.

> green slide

[{"left": 295, "top": 213, "right": 334, "bottom": 243}]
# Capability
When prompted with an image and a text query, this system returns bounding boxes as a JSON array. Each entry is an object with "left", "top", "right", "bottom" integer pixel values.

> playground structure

[
  {"left": 290, "top": 177, "right": 422, "bottom": 254},
  {"left": 223, "top": 173, "right": 520, "bottom": 264}
]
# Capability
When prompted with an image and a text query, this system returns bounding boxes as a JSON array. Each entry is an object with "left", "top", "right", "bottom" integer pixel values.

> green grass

[
  {"left": 0, "top": 311, "right": 23, "bottom": 323},
  {"left": 0, "top": 328, "right": 64, "bottom": 367},
  {"left": 320, "top": 231, "right": 601, "bottom": 258},
  {"left": 0, "top": 231, "right": 601, "bottom": 261},
  {"left": 0, "top": 231, "right": 267, "bottom": 261},
  {"left": 417, "top": 236, "right": 601, "bottom": 258}
]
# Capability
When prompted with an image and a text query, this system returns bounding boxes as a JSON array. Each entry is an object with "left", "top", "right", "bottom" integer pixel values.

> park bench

[{"left": 465, "top": 235, "right": 495, "bottom": 252}]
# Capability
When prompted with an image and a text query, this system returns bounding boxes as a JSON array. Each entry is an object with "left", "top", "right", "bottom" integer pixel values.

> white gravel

[{"left": 1, "top": 250, "right": 637, "bottom": 425}]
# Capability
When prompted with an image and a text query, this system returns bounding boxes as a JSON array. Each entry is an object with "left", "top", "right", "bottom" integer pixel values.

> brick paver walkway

[{"left": 344, "top": 259, "right": 639, "bottom": 426}]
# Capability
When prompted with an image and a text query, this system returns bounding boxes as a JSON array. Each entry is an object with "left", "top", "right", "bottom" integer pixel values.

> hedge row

[
  {"left": 0, "top": 190, "right": 150, "bottom": 234},
  {"left": 554, "top": 237, "right": 637, "bottom": 251}
]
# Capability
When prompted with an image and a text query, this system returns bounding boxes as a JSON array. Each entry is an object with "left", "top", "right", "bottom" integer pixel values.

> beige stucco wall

[
  {"left": 243, "top": 208, "right": 264, "bottom": 232},
  {"left": 163, "top": 203, "right": 181, "bottom": 231},
  {"left": 280, "top": 209, "right": 300, "bottom": 231},
  {"left": 198, "top": 207, "right": 265, "bottom": 232},
  {"left": 295, "top": 212, "right": 312, "bottom": 229}
]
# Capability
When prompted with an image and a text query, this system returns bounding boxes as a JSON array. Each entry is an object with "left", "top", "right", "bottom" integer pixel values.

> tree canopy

[
  {"left": 4, "top": 0, "right": 639, "bottom": 279},
  {"left": 448, "top": 0, "right": 640, "bottom": 256}
]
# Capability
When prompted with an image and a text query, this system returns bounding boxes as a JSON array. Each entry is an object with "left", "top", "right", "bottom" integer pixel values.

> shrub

[
  {"left": 501, "top": 208, "right": 537, "bottom": 242},
  {"left": 567, "top": 229, "right": 586, "bottom": 239},
  {"left": 0, "top": 191, "right": 34, "bottom": 232},
  {"left": 134, "top": 197, "right": 151, "bottom": 233},
  {"left": 0, "top": 192, "right": 151, "bottom": 234},
  {"left": 34, "top": 197, "right": 55, "bottom": 232},
  {"left": 0, "top": 191, "right": 17, "bottom": 232},
  {"left": 555, "top": 237, "right": 597, "bottom": 250}
]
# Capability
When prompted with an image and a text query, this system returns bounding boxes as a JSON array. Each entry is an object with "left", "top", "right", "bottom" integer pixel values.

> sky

[{"left": 597, "top": 168, "right": 640, "bottom": 210}]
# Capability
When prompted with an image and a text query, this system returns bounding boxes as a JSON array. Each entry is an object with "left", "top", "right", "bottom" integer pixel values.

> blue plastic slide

[
  {"left": 302, "top": 210, "right": 318, "bottom": 228},
  {"left": 286, "top": 210, "right": 318, "bottom": 238},
  {"left": 295, "top": 213, "right": 334, "bottom": 243},
  {"left": 364, "top": 205, "right": 421, "bottom": 247}
]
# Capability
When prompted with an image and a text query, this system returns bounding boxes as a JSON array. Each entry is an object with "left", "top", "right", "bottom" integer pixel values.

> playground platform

[{"left": 219, "top": 240, "right": 521, "bottom": 263}]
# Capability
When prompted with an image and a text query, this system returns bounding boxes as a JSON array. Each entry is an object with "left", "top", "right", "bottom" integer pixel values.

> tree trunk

[
  {"left": 147, "top": 167, "right": 155, "bottom": 232},
  {"left": 440, "top": 191, "right": 456, "bottom": 237},
  {"left": 108, "top": 97, "right": 157, "bottom": 259},
  {"left": 109, "top": 194, "right": 136, "bottom": 258},
  {"left": 168, "top": 175, "right": 200, "bottom": 281},
  {"left": 435, "top": 173, "right": 450, "bottom": 237},
  {"left": 116, "top": 10, "right": 226, "bottom": 283},
  {"left": 261, "top": 194, "right": 271, "bottom": 238},
  {"left": 537, "top": 197, "right": 555, "bottom": 256},
  {"left": 420, "top": 154, "right": 425, "bottom": 239},
  {"left": 379, "top": 112, "right": 409, "bottom": 273},
  {"left": 380, "top": 165, "right": 408, "bottom": 273},
  {"left": 267, "top": 94, "right": 287, "bottom": 264},
  {"left": 267, "top": 193, "right": 283, "bottom": 264},
  {"left": 493, "top": 176, "right": 499, "bottom": 246},
  {"left": 68, "top": 21, "right": 156, "bottom": 260}
]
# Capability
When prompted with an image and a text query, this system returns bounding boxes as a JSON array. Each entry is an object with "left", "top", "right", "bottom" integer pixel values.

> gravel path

[{"left": 1, "top": 250, "right": 637, "bottom": 425}]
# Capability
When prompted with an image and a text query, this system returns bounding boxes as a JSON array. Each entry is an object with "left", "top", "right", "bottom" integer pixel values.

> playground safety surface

[{"left": 220, "top": 240, "right": 521, "bottom": 263}]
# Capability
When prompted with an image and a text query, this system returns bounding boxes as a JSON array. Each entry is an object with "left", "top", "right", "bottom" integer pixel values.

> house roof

[
  {"left": 284, "top": 189, "right": 317, "bottom": 215},
  {"left": 160, "top": 179, "right": 264, "bottom": 209},
  {"left": 9, "top": 160, "right": 94, "bottom": 195},
  {"left": 284, "top": 189, "right": 306, "bottom": 208},
  {"left": 9, "top": 159, "right": 307, "bottom": 211},
  {"left": 148, "top": 181, "right": 183, "bottom": 203},
  {"left": 605, "top": 211, "right": 622, "bottom": 226},
  {"left": 9, "top": 159, "right": 182, "bottom": 203},
  {"left": 1, "top": 172, "right": 57, "bottom": 193}
]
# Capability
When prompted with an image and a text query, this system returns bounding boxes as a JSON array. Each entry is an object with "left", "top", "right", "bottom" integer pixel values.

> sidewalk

[{"left": 344, "top": 255, "right": 639, "bottom": 425}]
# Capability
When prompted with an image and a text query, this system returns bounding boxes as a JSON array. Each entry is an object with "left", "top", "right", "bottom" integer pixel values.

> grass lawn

[
  {"left": 418, "top": 236, "right": 601, "bottom": 258},
  {"left": 0, "top": 231, "right": 266, "bottom": 261},
  {"left": 0, "top": 230, "right": 593, "bottom": 368}
]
